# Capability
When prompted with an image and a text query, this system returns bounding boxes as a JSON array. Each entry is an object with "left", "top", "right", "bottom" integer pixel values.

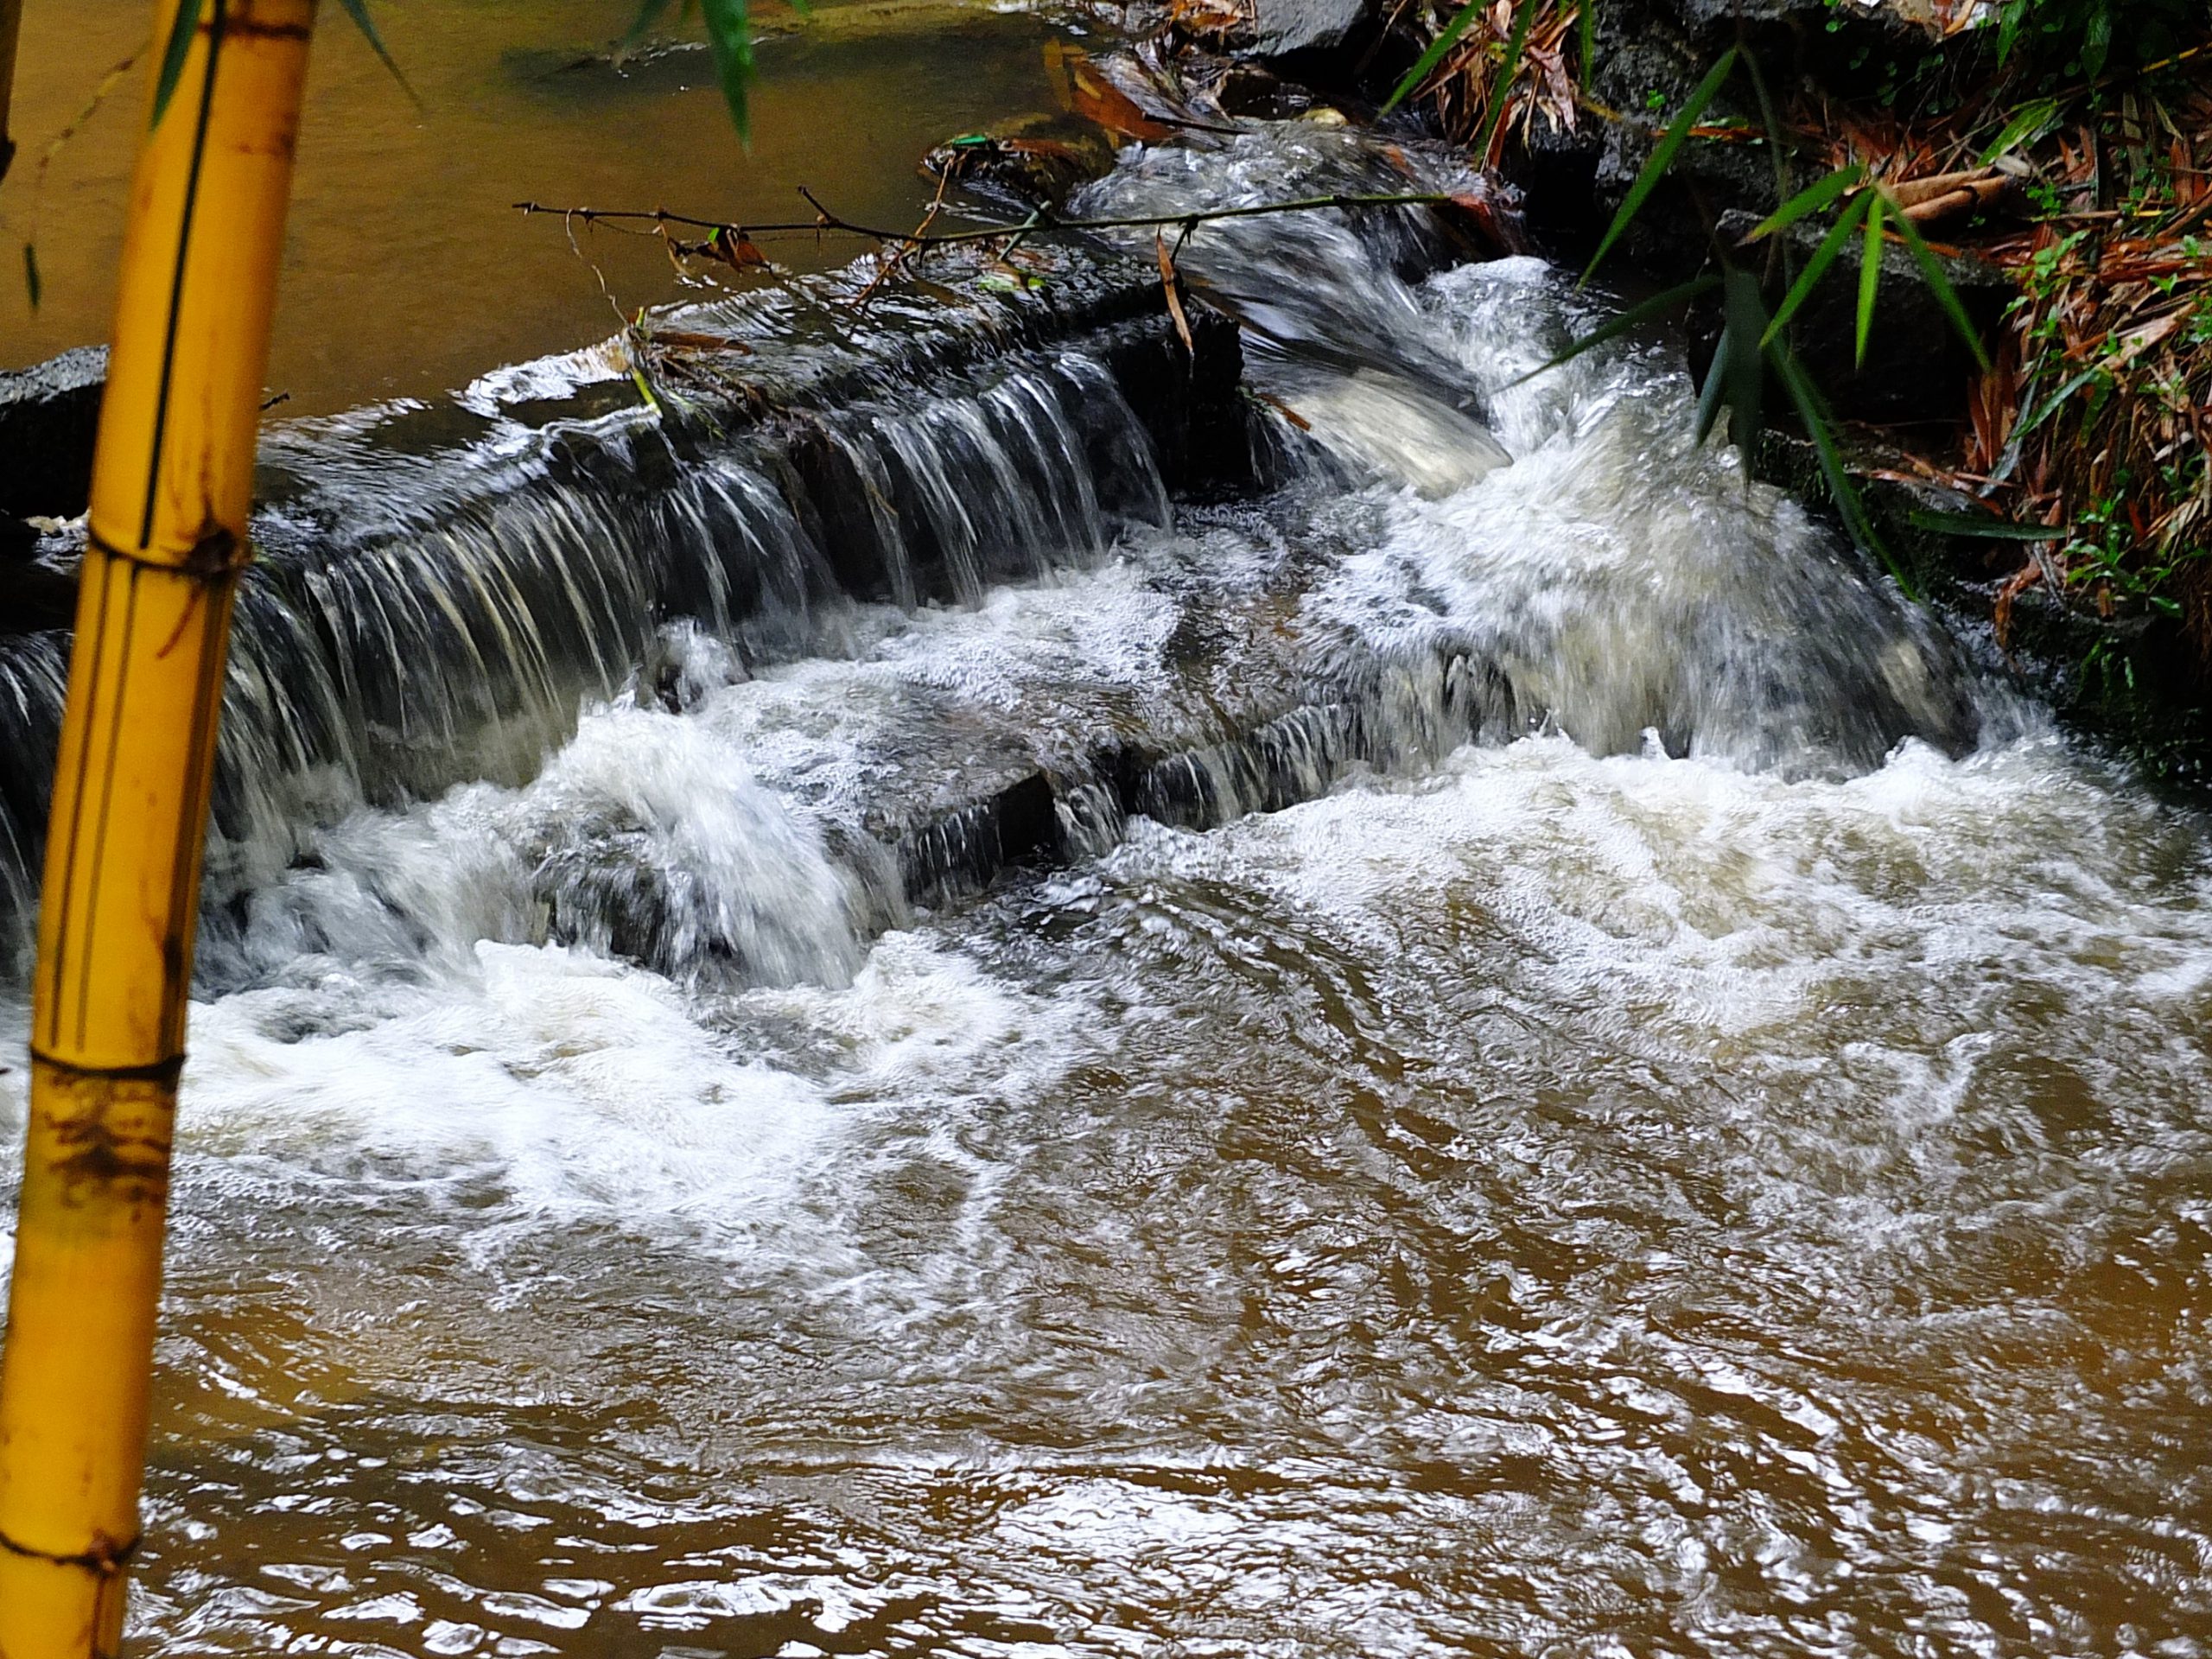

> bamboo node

[
  {"left": 0, "top": 1524, "right": 142, "bottom": 1575},
  {"left": 85, "top": 524, "right": 251, "bottom": 581},
  {"left": 25, "top": 1055, "right": 180, "bottom": 1207}
]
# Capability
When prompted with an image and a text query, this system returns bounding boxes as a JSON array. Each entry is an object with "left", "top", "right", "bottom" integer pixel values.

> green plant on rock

[
  {"left": 1523, "top": 45, "right": 1992, "bottom": 597},
  {"left": 1993, "top": 0, "right": 2199, "bottom": 79}
]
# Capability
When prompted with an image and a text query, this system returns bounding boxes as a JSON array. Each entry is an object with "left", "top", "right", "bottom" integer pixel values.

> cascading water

[{"left": 2, "top": 115, "right": 2209, "bottom": 1656}]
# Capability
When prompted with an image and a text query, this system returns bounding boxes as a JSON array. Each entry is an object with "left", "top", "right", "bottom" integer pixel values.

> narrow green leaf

[
  {"left": 1577, "top": 0, "right": 1594, "bottom": 92},
  {"left": 1582, "top": 46, "right": 1738, "bottom": 284},
  {"left": 619, "top": 0, "right": 677, "bottom": 59},
  {"left": 699, "top": 0, "right": 754, "bottom": 142},
  {"left": 1774, "top": 341, "right": 1914, "bottom": 595},
  {"left": 1760, "top": 190, "right": 1870, "bottom": 346},
  {"left": 1503, "top": 273, "right": 1721, "bottom": 386},
  {"left": 1721, "top": 266, "right": 1766, "bottom": 454},
  {"left": 1471, "top": 0, "right": 1543, "bottom": 162},
  {"left": 1906, "top": 509, "right": 2070, "bottom": 540},
  {"left": 1381, "top": 0, "right": 1488, "bottom": 118},
  {"left": 1978, "top": 97, "right": 2057, "bottom": 167},
  {"left": 1747, "top": 164, "right": 1862, "bottom": 241},
  {"left": 336, "top": 0, "right": 419, "bottom": 104},
  {"left": 22, "top": 243, "right": 40, "bottom": 311},
  {"left": 150, "top": 0, "right": 200, "bottom": 130},
  {"left": 1855, "top": 189, "right": 1882, "bottom": 369},
  {"left": 1694, "top": 324, "right": 1730, "bottom": 444},
  {"left": 1885, "top": 194, "right": 1992, "bottom": 370},
  {"left": 1738, "top": 47, "right": 1790, "bottom": 211},
  {"left": 1988, "top": 362, "right": 2103, "bottom": 482},
  {"left": 2016, "top": 364, "right": 2102, "bottom": 442}
]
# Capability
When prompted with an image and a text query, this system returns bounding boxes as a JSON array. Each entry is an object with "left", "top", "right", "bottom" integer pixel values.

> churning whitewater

[{"left": 1, "top": 120, "right": 2209, "bottom": 1654}]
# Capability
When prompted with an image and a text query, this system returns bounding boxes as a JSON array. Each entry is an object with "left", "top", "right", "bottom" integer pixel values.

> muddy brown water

[{"left": 0, "top": 0, "right": 1079, "bottom": 413}]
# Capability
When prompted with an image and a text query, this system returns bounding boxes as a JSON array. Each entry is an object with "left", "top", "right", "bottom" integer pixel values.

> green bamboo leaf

[
  {"left": 699, "top": 0, "right": 754, "bottom": 142},
  {"left": 1722, "top": 265, "right": 1766, "bottom": 454},
  {"left": 2016, "top": 364, "right": 2102, "bottom": 442},
  {"left": 1759, "top": 190, "right": 1870, "bottom": 346},
  {"left": 1746, "top": 164, "right": 1862, "bottom": 241},
  {"left": 1577, "top": 0, "right": 1594, "bottom": 92},
  {"left": 1988, "top": 361, "right": 2104, "bottom": 482},
  {"left": 1694, "top": 324, "right": 1730, "bottom": 444},
  {"left": 335, "top": 0, "right": 418, "bottom": 104},
  {"left": 150, "top": 0, "right": 199, "bottom": 130},
  {"left": 1906, "top": 509, "right": 2069, "bottom": 540},
  {"left": 1885, "top": 194, "right": 1992, "bottom": 370},
  {"left": 1381, "top": 0, "right": 1488, "bottom": 118},
  {"left": 1855, "top": 189, "right": 1882, "bottom": 368},
  {"left": 1582, "top": 45, "right": 1738, "bottom": 284},
  {"left": 1503, "top": 273, "right": 1721, "bottom": 386},
  {"left": 22, "top": 242, "right": 40, "bottom": 311},
  {"left": 619, "top": 0, "right": 677, "bottom": 59},
  {"left": 1773, "top": 340, "right": 1913, "bottom": 595},
  {"left": 1978, "top": 97, "right": 2057, "bottom": 166},
  {"left": 1738, "top": 48, "right": 1789, "bottom": 210},
  {"left": 1471, "top": 0, "right": 1543, "bottom": 162}
]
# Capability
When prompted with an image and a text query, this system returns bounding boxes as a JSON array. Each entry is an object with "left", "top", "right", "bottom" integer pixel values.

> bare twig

[
  {"left": 853, "top": 165, "right": 954, "bottom": 308},
  {"left": 512, "top": 187, "right": 1462, "bottom": 254}
]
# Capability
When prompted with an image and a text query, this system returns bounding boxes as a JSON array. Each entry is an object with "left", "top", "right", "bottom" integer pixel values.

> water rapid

[{"left": 1, "top": 118, "right": 2209, "bottom": 1656}]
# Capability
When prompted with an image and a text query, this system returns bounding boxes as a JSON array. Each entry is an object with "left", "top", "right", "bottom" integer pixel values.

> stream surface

[{"left": 3, "top": 95, "right": 2212, "bottom": 1659}]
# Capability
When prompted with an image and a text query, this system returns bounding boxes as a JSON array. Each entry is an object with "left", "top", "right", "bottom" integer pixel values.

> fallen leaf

[{"left": 1044, "top": 41, "right": 1174, "bottom": 143}]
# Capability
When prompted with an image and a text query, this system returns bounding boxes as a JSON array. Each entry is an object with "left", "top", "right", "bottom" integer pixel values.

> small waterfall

[
  {"left": 0, "top": 633, "right": 66, "bottom": 939},
  {"left": 0, "top": 117, "right": 1998, "bottom": 1005},
  {"left": 0, "top": 351, "right": 1173, "bottom": 972},
  {"left": 1082, "top": 130, "right": 1981, "bottom": 780}
]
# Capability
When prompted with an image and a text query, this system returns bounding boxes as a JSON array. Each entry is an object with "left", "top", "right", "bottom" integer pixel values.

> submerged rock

[{"left": 922, "top": 116, "right": 1117, "bottom": 206}]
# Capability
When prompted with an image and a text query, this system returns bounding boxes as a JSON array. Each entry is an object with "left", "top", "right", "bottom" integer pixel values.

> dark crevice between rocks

[
  {"left": 887, "top": 649, "right": 1521, "bottom": 918},
  {"left": 1, "top": 346, "right": 105, "bottom": 639}
]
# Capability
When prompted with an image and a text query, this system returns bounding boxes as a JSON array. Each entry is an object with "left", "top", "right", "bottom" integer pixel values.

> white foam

[{"left": 157, "top": 923, "right": 1090, "bottom": 1264}]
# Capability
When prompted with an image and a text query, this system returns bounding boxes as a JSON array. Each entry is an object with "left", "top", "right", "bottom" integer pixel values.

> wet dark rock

[
  {"left": 1249, "top": 0, "right": 1370, "bottom": 58},
  {"left": 897, "top": 771, "right": 1061, "bottom": 906},
  {"left": 922, "top": 116, "right": 1117, "bottom": 207},
  {"left": 0, "top": 346, "right": 106, "bottom": 520},
  {"left": 784, "top": 421, "right": 910, "bottom": 604},
  {"left": 1672, "top": 0, "right": 1943, "bottom": 51},
  {"left": 1103, "top": 301, "right": 1255, "bottom": 497},
  {"left": 1211, "top": 61, "right": 1321, "bottom": 120},
  {"left": 0, "top": 540, "right": 76, "bottom": 637}
]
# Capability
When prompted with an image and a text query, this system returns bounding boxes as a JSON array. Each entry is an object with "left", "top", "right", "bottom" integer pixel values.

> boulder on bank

[{"left": 1249, "top": 0, "right": 1370, "bottom": 58}]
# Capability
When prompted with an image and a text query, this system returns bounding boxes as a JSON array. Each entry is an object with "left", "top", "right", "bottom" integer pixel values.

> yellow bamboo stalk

[{"left": 0, "top": 2, "right": 315, "bottom": 1651}]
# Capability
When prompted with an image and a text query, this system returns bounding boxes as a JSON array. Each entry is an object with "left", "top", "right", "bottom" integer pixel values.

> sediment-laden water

[{"left": 2, "top": 118, "right": 2209, "bottom": 1656}]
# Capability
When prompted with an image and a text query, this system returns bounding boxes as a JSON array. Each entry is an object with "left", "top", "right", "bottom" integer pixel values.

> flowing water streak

[
  {"left": 0, "top": 353, "right": 1171, "bottom": 973},
  {"left": 0, "top": 118, "right": 2208, "bottom": 1656}
]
